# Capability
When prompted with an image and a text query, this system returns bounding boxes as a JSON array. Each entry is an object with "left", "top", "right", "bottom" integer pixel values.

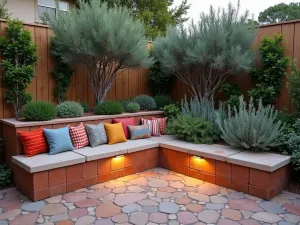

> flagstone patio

[{"left": 0, "top": 168, "right": 299, "bottom": 225}]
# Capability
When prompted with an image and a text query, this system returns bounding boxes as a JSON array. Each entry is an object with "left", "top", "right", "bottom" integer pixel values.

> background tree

[
  {"left": 78, "top": 0, "right": 190, "bottom": 40},
  {"left": 51, "top": 0, "right": 152, "bottom": 104},
  {"left": 0, "top": 19, "right": 38, "bottom": 119},
  {"left": 153, "top": 2, "right": 256, "bottom": 100},
  {"left": 258, "top": 3, "right": 300, "bottom": 24},
  {"left": 0, "top": 0, "right": 10, "bottom": 19}
]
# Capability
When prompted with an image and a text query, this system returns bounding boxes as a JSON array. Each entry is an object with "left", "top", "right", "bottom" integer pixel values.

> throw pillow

[
  {"left": 151, "top": 117, "right": 168, "bottom": 135},
  {"left": 85, "top": 123, "right": 107, "bottom": 147},
  {"left": 18, "top": 127, "right": 48, "bottom": 157},
  {"left": 141, "top": 118, "right": 161, "bottom": 136},
  {"left": 112, "top": 117, "right": 135, "bottom": 139},
  {"left": 69, "top": 123, "right": 89, "bottom": 149},
  {"left": 128, "top": 124, "right": 151, "bottom": 140},
  {"left": 44, "top": 126, "right": 75, "bottom": 155},
  {"left": 104, "top": 122, "right": 127, "bottom": 145}
]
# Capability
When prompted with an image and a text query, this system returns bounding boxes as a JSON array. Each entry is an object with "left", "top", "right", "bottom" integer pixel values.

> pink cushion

[
  {"left": 141, "top": 118, "right": 161, "bottom": 136},
  {"left": 151, "top": 117, "right": 168, "bottom": 135},
  {"left": 112, "top": 117, "right": 135, "bottom": 139}
]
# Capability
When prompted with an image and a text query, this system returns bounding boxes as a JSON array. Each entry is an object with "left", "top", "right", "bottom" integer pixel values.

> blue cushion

[
  {"left": 128, "top": 124, "right": 151, "bottom": 140},
  {"left": 44, "top": 126, "right": 75, "bottom": 155}
]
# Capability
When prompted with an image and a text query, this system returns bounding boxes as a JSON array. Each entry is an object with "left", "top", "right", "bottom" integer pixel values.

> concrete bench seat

[{"left": 12, "top": 151, "right": 86, "bottom": 173}]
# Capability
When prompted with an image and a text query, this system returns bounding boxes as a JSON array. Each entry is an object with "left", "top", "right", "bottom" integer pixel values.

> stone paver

[{"left": 0, "top": 168, "right": 298, "bottom": 225}]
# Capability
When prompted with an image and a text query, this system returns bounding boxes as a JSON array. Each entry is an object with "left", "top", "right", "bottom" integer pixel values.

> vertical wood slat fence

[
  {"left": 0, "top": 21, "right": 151, "bottom": 119},
  {"left": 171, "top": 20, "right": 300, "bottom": 113}
]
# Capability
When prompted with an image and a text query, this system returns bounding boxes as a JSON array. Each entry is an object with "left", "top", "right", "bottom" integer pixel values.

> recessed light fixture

[
  {"left": 193, "top": 156, "right": 202, "bottom": 160},
  {"left": 115, "top": 155, "right": 124, "bottom": 158}
]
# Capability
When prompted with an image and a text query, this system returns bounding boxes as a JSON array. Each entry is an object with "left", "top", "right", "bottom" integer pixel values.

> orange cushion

[
  {"left": 104, "top": 123, "right": 127, "bottom": 145},
  {"left": 18, "top": 127, "right": 48, "bottom": 157}
]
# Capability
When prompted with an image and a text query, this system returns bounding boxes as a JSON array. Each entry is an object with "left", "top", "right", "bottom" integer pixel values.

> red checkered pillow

[
  {"left": 69, "top": 123, "right": 89, "bottom": 149},
  {"left": 141, "top": 118, "right": 161, "bottom": 136},
  {"left": 151, "top": 117, "right": 168, "bottom": 135}
]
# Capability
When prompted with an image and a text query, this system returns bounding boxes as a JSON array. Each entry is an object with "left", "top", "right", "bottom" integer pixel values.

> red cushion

[
  {"left": 18, "top": 127, "right": 48, "bottom": 157},
  {"left": 69, "top": 122, "right": 89, "bottom": 149},
  {"left": 112, "top": 117, "right": 135, "bottom": 138}
]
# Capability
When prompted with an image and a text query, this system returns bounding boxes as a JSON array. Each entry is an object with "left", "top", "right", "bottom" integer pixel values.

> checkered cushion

[
  {"left": 141, "top": 118, "right": 161, "bottom": 136},
  {"left": 151, "top": 117, "right": 168, "bottom": 135},
  {"left": 69, "top": 123, "right": 89, "bottom": 149}
]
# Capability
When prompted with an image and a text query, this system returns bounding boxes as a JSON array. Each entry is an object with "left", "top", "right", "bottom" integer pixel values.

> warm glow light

[
  {"left": 193, "top": 156, "right": 202, "bottom": 160},
  {"left": 115, "top": 155, "right": 124, "bottom": 159}
]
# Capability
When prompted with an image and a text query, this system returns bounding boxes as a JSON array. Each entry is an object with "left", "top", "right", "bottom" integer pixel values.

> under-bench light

[
  {"left": 193, "top": 156, "right": 202, "bottom": 160},
  {"left": 115, "top": 155, "right": 124, "bottom": 159}
]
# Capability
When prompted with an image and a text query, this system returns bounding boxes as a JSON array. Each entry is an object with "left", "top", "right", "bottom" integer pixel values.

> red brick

[
  {"left": 33, "top": 171, "right": 49, "bottom": 190},
  {"left": 50, "top": 184, "right": 66, "bottom": 197},
  {"left": 231, "top": 180, "right": 249, "bottom": 194},
  {"left": 232, "top": 165, "right": 249, "bottom": 183},
  {"left": 201, "top": 172, "right": 216, "bottom": 184},
  {"left": 168, "top": 161, "right": 179, "bottom": 173},
  {"left": 189, "top": 169, "right": 202, "bottom": 180},
  {"left": 159, "top": 148, "right": 168, "bottom": 164},
  {"left": 111, "top": 156, "right": 124, "bottom": 171},
  {"left": 146, "top": 148, "right": 159, "bottom": 161},
  {"left": 216, "top": 176, "right": 231, "bottom": 189},
  {"left": 67, "top": 164, "right": 83, "bottom": 182},
  {"left": 83, "top": 176, "right": 98, "bottom": 187},
  {"left": 123, "top": 167, "right": 136, "bottom": 176},
  {"left": 216, "top": 161, "right": 231, "bottom": 178},
  {"left": 147, "top": 161, "right": 158, "bottom": 170},
  {"left": 49, "top": 168, "right": 66, "bottom": 186},
  {"left": 31, "top": 188, "right": 49, "bottom": 201},
  {"left": 249, "top": 185, "right": 270, "bottom": 200},
  {"left": 124, "top": 153, "right": 136, "bottom": 168},
  {"left": 167, "top": 149, "right": 178, "bottom": 164},
  {"left": 135, "top": 151, "right": 147, "bottom": 165},
  {"left": 177, "top": 152, "right": 190, "bottom": 167},
  {"left": 177, "top": 165, "right": 189, "bottom": 176},
  {"left": 135, "top": 164, "right": 147, "bottom": 173},
  {"left": 110, "top": 170, "right": 124, "bottom": 180},
  {"left": 98, "top": 158, "right": 111, "bottom": 174},
  {"left": 83, "top": 161, "right": 97, "bottom": 178},
  {"left": 98, "top": 173, "right": 111, "bottom": 183},
  {"left": 67, "top": 180, "right": 84, "bottom": 192},
  {"left": 189, "top": 155, "right": 202, "bottom": 171},
  {"left": 201, "top": 158, "right": 215, "bottom": 174},
  {"left": 250, "top": 169, "right": 272, "bottom": 189}
]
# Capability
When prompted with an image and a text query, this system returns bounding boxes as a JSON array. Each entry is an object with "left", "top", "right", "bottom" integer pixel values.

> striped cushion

[
  {"left": 18, "top": 127, "right": 48, "bottom": 157},
  {"left": 69, "top": 123, "right": 89, "bottom": 149},
  {"left": 151, "top": 117, "right": 168, "bottom": 135},
  {"left": 85, "top": 123, "right": 107, "bottom": 147},
  {"left": 141, "top": 118, "right": 161, "bottom": 136},
  {"left": 128, "top": 124, "right": 151, "bottom": 140}
]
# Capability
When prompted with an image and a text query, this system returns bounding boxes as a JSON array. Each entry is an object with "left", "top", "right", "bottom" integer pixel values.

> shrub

[
  {"left": 80, "top": 102, "right": 91, "bottom": 113},
  {"left": 133, "top": 95, "right": 157, "bottom": 110},
  {"left": 56, "top": 101, "right": 84, "bottom": 118},
  {"left": 23, "top": 101, "right": 56, "bottom": 121},
  {"left": 220, "top": 83, "right": 242, "bottom": 108},
  {"left": 166, "top": 115, "right": 214, "bottom": 144},
  {"left": 120, "top": 99, "right": 131, "bottom": 111},
  {"left": 126, "top": 102, "right": 140, "bottom": 113},
  {"left": 287, "top": 60, "right": 300, "bottom": 116},
  {"left": 153, "top": 95, "right": 174, "bottom": 109},
  {"left": 94, "top": 101, "right": 124, "bottom": 115},
  {"left": 0, "top": 164, "right": 12, "bottom": 188},
  {"left": 217, "top": 96, "right": 285, "bottom": 151},
  {"left": 162, "top": 104, "right": 180, "bottom": 120}
]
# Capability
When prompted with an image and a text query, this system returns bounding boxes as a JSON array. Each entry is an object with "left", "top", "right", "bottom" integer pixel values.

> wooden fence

[
  {"left": 171, "top": 20, "right": 300, "bottom": 113},
  {"left": 0, "top": 21, "right": 150, "bottom": 119}
]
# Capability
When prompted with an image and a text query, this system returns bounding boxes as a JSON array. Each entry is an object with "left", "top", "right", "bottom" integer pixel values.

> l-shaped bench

[{"left": 12, "top": 135, "right": 291, "bottom": 201}]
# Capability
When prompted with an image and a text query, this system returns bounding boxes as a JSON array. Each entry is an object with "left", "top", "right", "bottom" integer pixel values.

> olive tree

[
  {"left": 152, "top": 2, "right": 256, "bottom": 100},
  {"left": 50, "top": 0, "right": 152, "bottom": 104}
]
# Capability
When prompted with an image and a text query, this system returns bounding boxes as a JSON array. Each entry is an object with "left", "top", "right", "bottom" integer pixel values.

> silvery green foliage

[
  {"left": 152, "top": 2, "right": 256, "bottom": 99},
  {"left": 216, "top": 96, "right": 285, "bottom": 151},
  {"left": 57, "top": 101, "right": 84, "bottom": 118},
  {"left": 50, "top": 0, "right": 152, "bottom": 104},
  {"left": 181, "top": 97, "right": 226, "bottom": 139}
]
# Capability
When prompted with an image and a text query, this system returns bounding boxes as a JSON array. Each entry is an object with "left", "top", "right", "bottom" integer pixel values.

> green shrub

[
  {"left": 23, "top": 101, "right": 56, "bottom": 121},
  {"left": 220, "top": 83, "right": 242, "bottom": 108},
  {"left": 56, "top": 101, "right": 84, "bottom": 118},
  {"left": 133, "top": 95, "right": 156, "bottom": 110},
  {"left": 166, "top": 115, "right": 214, "bottom": 144},
  {"left": 120, "top": 99, "right": 131, "bottom": 111},
  {"left": 94, "top": 101, "right": 124, "bottom": 115},
  {"left": 248, "top": 84, "right": 276, "bottom": 105},
  {"left": 162, "top": 104, "right": 180, "bottom": 120},
  {"left": 0, "top": 164, "right": 12, "bottom": 188},
  {"left": 217, "top": 96, "right": 285, "bottom": 151},
  {"left": 80, "top": 102, "right": 91, "bottom": 113},
  {"left": 287, "top": 60, "right": 300, "bottom": 116},
  {"left": 126, "top": 102, "right": 140, "bottom": 113},
  {"left": 153, "top": 95, "right": 174, "bottom": 109}
]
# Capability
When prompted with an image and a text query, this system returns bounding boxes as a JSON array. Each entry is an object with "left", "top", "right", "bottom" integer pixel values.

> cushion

[
  {"left": 85, "top": 123, "right": 107, "bottom": 147},
  {"left": 112, "top": 117, "right": 135, "bottom": 139},
  {"left": 141, "top": 118, "right": 161, "bottom": 136},
  {"left": 151, "top": 117, "right": 168, "bottom": 135},
  {"left": 69, "top": 123, "right": 89, "bottom": 149},
  {"left": 18, "top": 127, "right": 48, "bottom": 157},
  {"left": 104, "top": 122, "right": 127, "bottom": 145},
  {"left": 128, "top": 124, "right": 151, "bottom": 140},
  {"left": 44, "top": 126, "right": 75, "bottom": 155}
]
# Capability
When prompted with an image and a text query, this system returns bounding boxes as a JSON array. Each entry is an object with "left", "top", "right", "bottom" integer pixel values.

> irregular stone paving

[{"left": 0, "top": 168, "right": 300, "bottom": 224}]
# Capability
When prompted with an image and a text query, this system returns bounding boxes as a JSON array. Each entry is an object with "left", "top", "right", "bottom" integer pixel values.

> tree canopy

[
  {"left": 78, "top": 0, "right": 190, "bottom": 40},
  {"left": 258, "top": 3, "right": 300, "bottom": 24},
  {"left": 51, "top": 0, "right": 152, "bottom": 104},
  {"left": 152, "top": 2, "right": 256, "bottom": 100}
]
